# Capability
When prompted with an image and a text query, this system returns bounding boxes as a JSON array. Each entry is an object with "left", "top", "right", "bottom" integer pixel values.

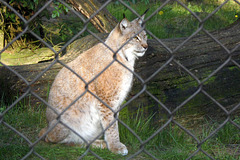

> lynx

[{"left": 39, "top": 12, "right": 148, "bottom": 155}]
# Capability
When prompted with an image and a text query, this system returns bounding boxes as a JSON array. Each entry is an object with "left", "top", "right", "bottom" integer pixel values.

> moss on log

[{"left": 0, "top": 47, "right": 56, "bottom": 65}]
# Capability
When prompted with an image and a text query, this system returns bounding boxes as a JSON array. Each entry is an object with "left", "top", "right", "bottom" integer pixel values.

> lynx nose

[{"left": 142, "top": 43, "right": 148, "bottom": 49}]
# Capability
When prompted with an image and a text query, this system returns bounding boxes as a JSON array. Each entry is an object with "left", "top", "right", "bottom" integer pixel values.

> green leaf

[
  {"left": 52, "top": 10, "right": 57, "bottom": 18},
  {"left": 34, "top": 0, "right": 38, "bottom": 4},
  {"left": 10, "top": 13, "right": 16, "bottom": 22}
]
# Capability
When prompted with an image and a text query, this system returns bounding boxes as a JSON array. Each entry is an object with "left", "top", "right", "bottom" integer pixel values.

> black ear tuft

[
  {"left": 123, "top": 13, "right": 126, "bottom": 19},
  {"left": 142, "top": 8, "right": 149, "bottom": 16},
  {"left": 136, "top": 8, "right": 149, "bottom": 25}
]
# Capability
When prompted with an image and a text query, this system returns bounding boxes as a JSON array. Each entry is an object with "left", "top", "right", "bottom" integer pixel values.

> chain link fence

[{"left": 0, "top": 0, "right": 240, "bottom": 159}]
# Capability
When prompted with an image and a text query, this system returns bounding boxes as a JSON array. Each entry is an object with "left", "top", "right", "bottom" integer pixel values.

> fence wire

[{"left": 0, "top": 0, "right": 240, "bottom": 160}]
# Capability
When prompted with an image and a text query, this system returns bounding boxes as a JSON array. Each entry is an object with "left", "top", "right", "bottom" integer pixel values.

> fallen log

[{"left": 67, "top": 0, "right": 118, "bottom": 33}]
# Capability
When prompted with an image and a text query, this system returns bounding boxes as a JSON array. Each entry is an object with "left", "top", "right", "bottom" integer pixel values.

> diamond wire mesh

[{"left": 0, "top": 0, "right": 239, "bottom": 159}]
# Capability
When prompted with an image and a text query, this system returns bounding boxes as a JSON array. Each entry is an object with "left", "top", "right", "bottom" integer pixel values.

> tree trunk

[
  {"left": 0, "top": 20, "right": 239, "bottom": 120},
  {"left": 67, "top": 0, "right": 118, "bottom": 33}
]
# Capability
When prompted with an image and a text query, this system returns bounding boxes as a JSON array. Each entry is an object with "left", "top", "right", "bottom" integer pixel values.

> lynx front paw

[{"left": 109, "top": 142, "right": 128, "bottom": 156}]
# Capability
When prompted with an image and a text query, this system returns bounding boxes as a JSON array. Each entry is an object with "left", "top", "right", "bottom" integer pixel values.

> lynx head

[{"left": 106, "top": 10, "right": 148, "bottom": 64}]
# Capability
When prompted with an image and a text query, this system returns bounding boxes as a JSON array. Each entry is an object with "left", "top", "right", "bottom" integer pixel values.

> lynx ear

[
  {"left": 119, "top": 18, "right": 130, "bottom": 34},
  {"left": 135, "top": 8, "right": 149, "bottom": 25}
]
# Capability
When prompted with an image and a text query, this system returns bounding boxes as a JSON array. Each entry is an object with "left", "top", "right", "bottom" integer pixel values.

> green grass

[
  {"left": 118, "top": 107, "right": 240, "bottom": 159},
  {"left": 0, "top": 96, "right": 239, "bottom": 160},
  {"left": 107, "top": 1, "right": 240, "bottom": 39}
]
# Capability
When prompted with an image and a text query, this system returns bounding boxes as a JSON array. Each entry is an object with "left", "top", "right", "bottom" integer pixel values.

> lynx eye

[{"left": 134, "top": 36, "right": 140, "bottom": 41}]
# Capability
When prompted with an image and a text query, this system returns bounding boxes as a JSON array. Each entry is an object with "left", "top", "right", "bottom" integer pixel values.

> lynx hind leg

[
  {"left": 91, "top": 140, "right": 107, "bottom": 149},
  {"left": 66, "top": 140, "right": 107, "bottom": 149},
  {"left": 39, "top": 127, "right": 48, "bottom": 140},
  {"left": 39, "top": 120, "right": 70, "bottom": 143}
]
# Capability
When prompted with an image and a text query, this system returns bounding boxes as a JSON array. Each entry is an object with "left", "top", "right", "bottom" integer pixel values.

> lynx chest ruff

[{"left": 114, "top": 69, "right": 134, "bottom": 109}]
